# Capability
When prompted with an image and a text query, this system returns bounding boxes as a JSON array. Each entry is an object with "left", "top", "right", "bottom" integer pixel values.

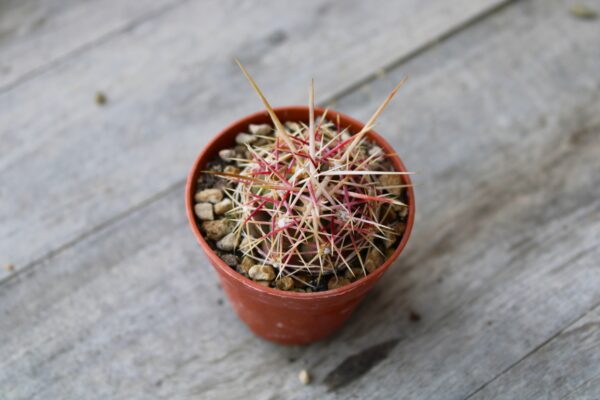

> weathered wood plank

[
  {"left": 0, "top": 0, "right": 508, "bottom": 280},
  {"left": 0, "top": 0, "right": 185, "bottom": 91},
  {"left": 563, "top": 376, "right": 600, "bottom": 400},
  {"left": 1, "top": 0, "right": 600, "bottom": 399},
  {"left": 469, "top": 305, "right": 600, "bottom": 399}
]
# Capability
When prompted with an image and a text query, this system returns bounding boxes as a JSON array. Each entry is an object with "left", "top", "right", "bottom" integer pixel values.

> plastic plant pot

[{"left": 185, "top": 106, "right": 415, "bottom": 344}]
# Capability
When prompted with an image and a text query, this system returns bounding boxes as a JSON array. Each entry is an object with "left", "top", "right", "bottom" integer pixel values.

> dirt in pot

[{"left": 193, "top": 120, "right": 410, "bottom": 292}]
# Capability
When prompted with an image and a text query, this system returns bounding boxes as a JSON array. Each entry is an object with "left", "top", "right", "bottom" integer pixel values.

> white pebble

[
  {"left": 398, "top": 205, "right": 409, "bottom": 218},
  {"left": 194, "top": 203, "right": 214, "bottom": 220},
  {"left": 214, "top": 198, "right": 233, "bottom": 215},
  {"left": 248, "top": 124, "right": 272, "bottom": 135},
  {"left": 285, "top": 122, "right": 301, "bottom": 132},
  {"left": 201, "top": 220, "right": 233, "bottom": 240},
  {"left": 248, "top": 265, "right": 275, "bottom": 281},
  {"left": 369, "top": 145, "right": 383, "bottom": 156},
  {"left": 379, "top": 174, "right": 403, "bottom": 196},
  {"left": 235, "top": 133, "right": 257, "bottom": 145},
  {"left": 195, "top": 188, "right": 223, "bottom": 204},
  {"left": 217, "top": 232, "right": 239, "bottom": 251},
  {"left": 298, "top": 369, "right": 311, "bottom": 385},
  {"left": 219, "top": 149, "right": 236, "bottom": 161},
  {"left": 240, "top": 235, "right": 254, "bottom": 251}
]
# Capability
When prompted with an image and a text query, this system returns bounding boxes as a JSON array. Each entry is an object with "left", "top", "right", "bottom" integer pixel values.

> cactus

[{"left": 205, "top": 61, "right": 411, "bottom": 289}]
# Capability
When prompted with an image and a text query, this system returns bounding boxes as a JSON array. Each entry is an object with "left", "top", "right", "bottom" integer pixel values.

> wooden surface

[{"left": 1, "top": 0, "right": 599, "bottom": 399}]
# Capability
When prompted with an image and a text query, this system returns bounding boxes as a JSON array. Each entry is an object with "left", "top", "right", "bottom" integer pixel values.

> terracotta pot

[{"left": 186, "top": 106, "right": 415, "bottom": 344}]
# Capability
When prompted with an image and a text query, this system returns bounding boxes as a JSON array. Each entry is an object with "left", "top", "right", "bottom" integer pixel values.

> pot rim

[{"left": 185, "top": 106, "right": 415, "bottom": 300}]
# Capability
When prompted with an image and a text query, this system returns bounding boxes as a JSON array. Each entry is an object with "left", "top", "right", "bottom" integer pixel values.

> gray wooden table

[{"left": 2, "top": 0, "right": 600, "bottom": 398}]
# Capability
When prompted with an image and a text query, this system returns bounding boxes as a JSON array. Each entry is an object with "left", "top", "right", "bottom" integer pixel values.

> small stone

[
  {"left": 383, "top": 221, "right": 406, "bottom": 249},
  {"left": 255, "top": 137, "right": 272, "bottom": 146},
  {"left": 219, "top": 149, "right": 236, "bottom": 161},
  {"left": 327, "top": 276, "right": 351, "bottom": 290},
  {"left": 201, "top": 220, "right": 233, "bottom": 241},
  {"left": 275, "top": 276, "right": 294, "bottom": 291},
  {"left": 298, "top": 369, "right": 311, "bottom": 385},
  {"left": 194, "top": 203, "right": 214, "bottom": 221},
  {"left": 570, "top": 4, "right": 598, "bottom": 19},
  {"left": 382, "top": 206, "right": 398, "bottom": 224},
  {"left": 223, "top": 165, "right": 240, "bottom": 175},
  {"left": 249, "top": 123, "right": 272, "bottom": 135},
  {"left": 95, "top": 91, "right": 107, "bottom": 105},
  {"left": 217, "top": 232, "right": 239, "bottom": 251},
  {"left": 365, "top": 248, "right": 384, "bottom": 273},
  {"left": 285, "top": 121, "right": 301, "bottom": 132},
  {"left": 220, "top": 253, "right": 238, "bottom": 267},
  {"left": 314, "top": 116, "right": 329, "bottom": 126},
  {"left": 214, "top": 198, "right": 233, "bottom": 215},
  {"left": 248, "top": 265, "right": 275, "bottom": 281},
  {"left": 235, "top": 133, "right": 257, "bottom": 145},
  {"left": 195, "top": 188, "right": 223, "bottom": 204},
  {"left": 383, "top": 230, "right": 395, "bottom": 249},
  {"left": 240, "top": 235, "right": 255, "bottom": 251},
  {"left": 255, "top": 280, "right": 271, "bottom": 287},
  {"left": 239, "top": 256, "right": 254, "bottom": 275},
  {"left": 293, "top": 273, "right": 311, "bottom": 288},
  {"left": 234, "top": 144, "right": 249, "bottom": 156},
  {"left": 341, "top": 131, "right": 352, "bottom": 141},
  {"left": 241, "top": 148, "right": 252, "bottom": 158},
  {"left": 344, "top": 267, "right": 366, "bottom": 282},
  {"left": 397, "top": 205, "right": 409, "bottom": 219},
  {"left": 369, "top": 145, "right": 383, "bottom": 157},
  {"left": 395, "top": 221, "right": 407, "bottom": 236},
  {"left": 3, "top": 263, "right": 14, "bottom": 272},
  {"left": 379, "top": 174, "right": 403, "bottom": 195}
]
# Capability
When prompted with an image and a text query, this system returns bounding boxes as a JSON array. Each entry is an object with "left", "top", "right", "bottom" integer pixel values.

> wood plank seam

[
  {"left": 559, "top": 375, "right": 600, "bottom": 400},
  {"left": 0, "top": 0, "right": 517, "bottom": 289},
  {"left": 463, "top": 295, "right": 600, "bottom": 400},
  {"left": 322, "top": 0, "right": 517, "bottom": 106},
  {"left": 377, "top": 228, "right": 600, "bottom": 400},
  {"left": 0, "top": 0, "right": 192, "bottom": 94},
  {"left": 0, "top": 179, "right": 183, "bottom": 290}
]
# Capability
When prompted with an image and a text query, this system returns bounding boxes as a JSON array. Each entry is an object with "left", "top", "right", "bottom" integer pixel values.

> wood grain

[
  {"left": 563, "top": 376, "right": 600, "bottom": 400},
  {"left": 0, "top": 0, "right": 186, "bottom": 91},
  {"left": 0, "top": 0, "right": 509, "bottom": 281},
  {"left": 469, "top": 305, "right": 600, "bottom": 399},
  {"left": 1, "top": 0, "right": 600, "bottom": 399}
]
